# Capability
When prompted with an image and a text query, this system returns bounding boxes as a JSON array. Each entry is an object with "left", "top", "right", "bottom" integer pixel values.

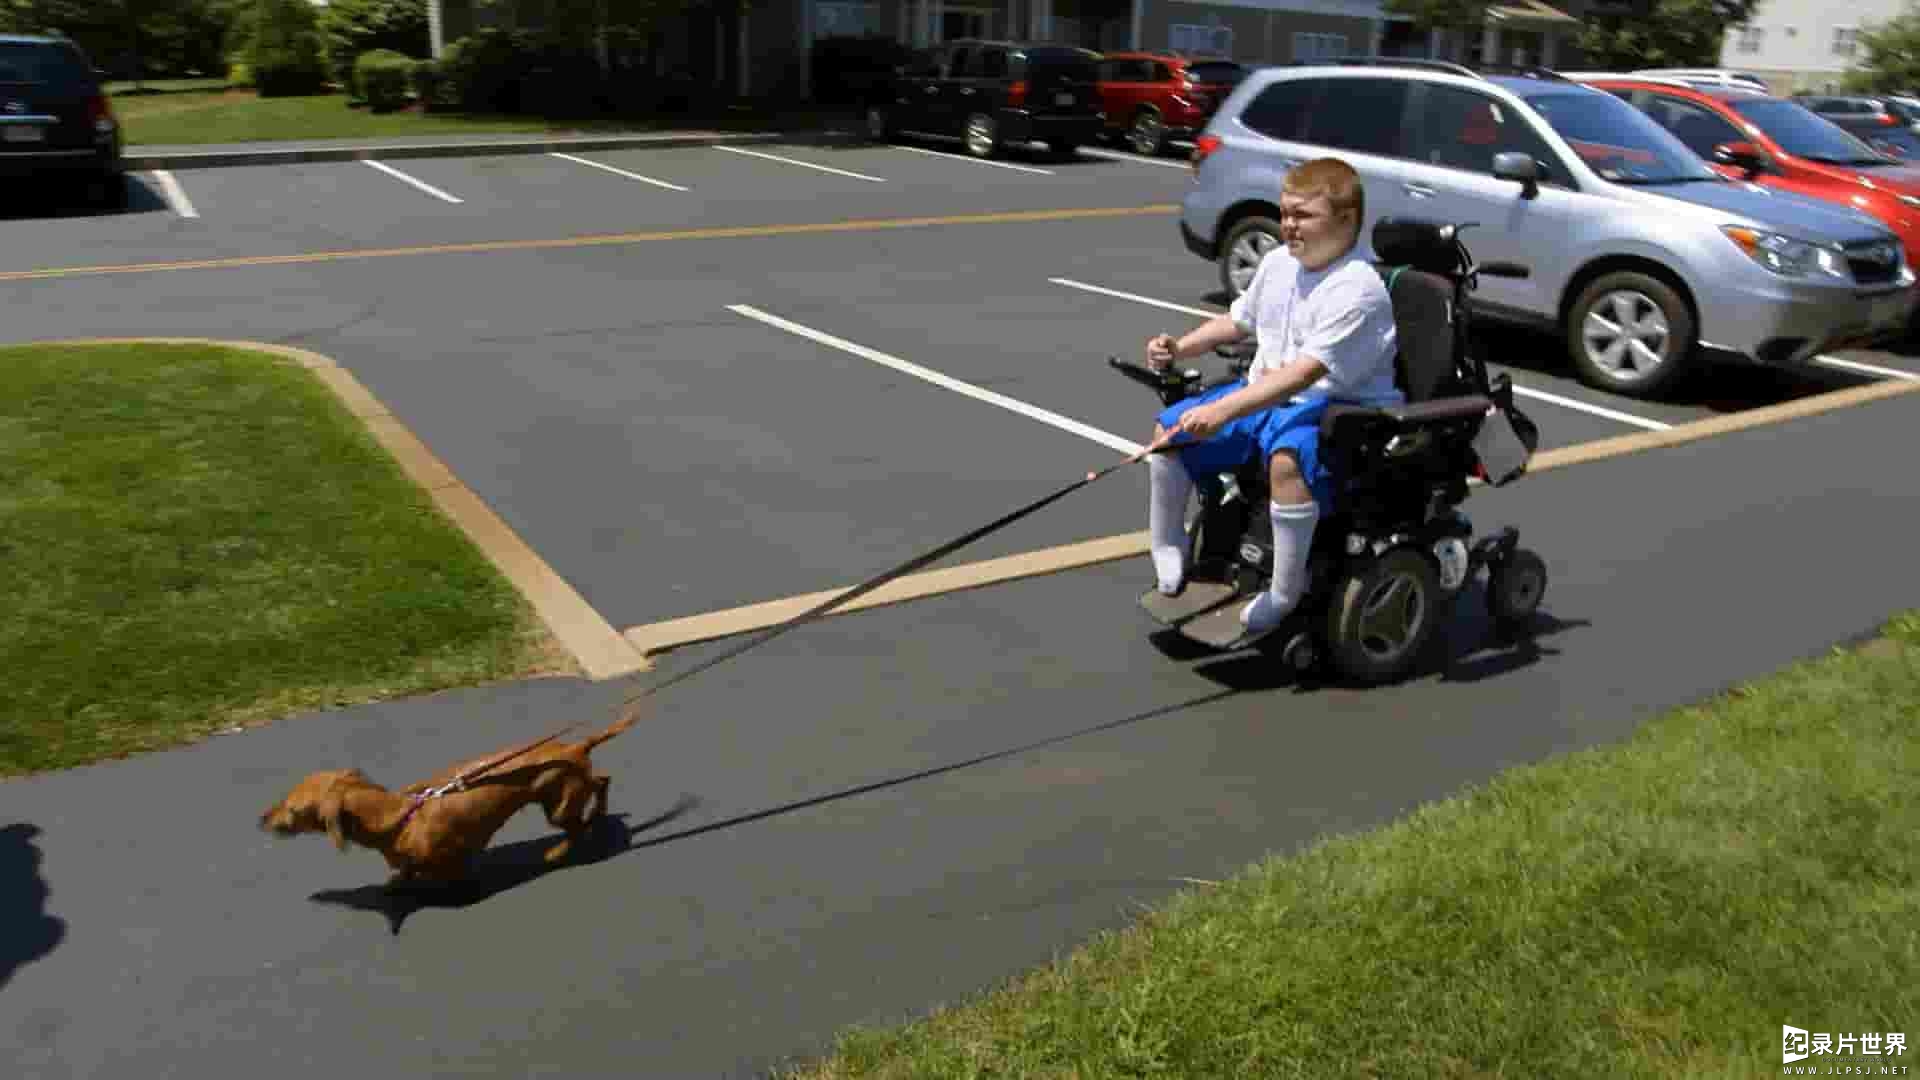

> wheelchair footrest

[
  {"left": 1174, "top": 599, "right": 1275, "bottom": 651},
  {"left": 1138, "top": 580, "right": 1242, "bottom": 628}
]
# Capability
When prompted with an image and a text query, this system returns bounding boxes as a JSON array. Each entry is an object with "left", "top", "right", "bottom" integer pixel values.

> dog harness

[{"left": 391, "top": 723, "right": 579, "bottom": 832}]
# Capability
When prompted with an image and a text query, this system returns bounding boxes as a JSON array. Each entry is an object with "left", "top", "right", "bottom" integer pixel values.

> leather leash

[
  {"left": 636, "top": 440, "right": 1183, "bottom": 701},
  {"left": 393, "top": 440, "right": 1180, "bottom": 827}
]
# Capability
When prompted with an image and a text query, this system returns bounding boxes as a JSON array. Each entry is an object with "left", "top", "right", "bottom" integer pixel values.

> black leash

[{"left": 634, "top": 440, "right": 1184, "bottom": 700}]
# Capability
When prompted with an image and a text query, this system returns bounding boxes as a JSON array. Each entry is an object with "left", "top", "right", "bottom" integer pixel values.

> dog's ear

[{"left": 318, "top": 774, "right": 361, "bottom": 852}]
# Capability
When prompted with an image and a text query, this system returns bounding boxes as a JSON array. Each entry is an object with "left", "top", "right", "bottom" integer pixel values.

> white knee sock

[
  {"left": 1148, "top": 451, "right": 1193, "bottom": 594},
  {"left": 1241, "top": 499, "right": 1320, "bottom": 631}
]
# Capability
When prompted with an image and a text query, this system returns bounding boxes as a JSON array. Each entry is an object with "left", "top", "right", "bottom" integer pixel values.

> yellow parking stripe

[{"left": 0, "top": 205, "right": 1178, "bottom": 282}]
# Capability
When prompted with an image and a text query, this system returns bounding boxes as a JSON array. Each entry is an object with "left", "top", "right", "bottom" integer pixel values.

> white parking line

[
  {"left": 1078, "top": 146, "right": 1193, "bottom": 170},
  {"left": 1815, "top": 353, "right": 1919, "bottom": 380},
  {"left": 150, "top": 170, "right": 198, "bottom": 218},
  {"left": 1048, "top": 277, "right": 1674, "bottom": 431},
  {"left": 716, "top": 146, "right": 887, "bottom": 183},
  {"left": 891, "top": 144, "right": 1055, "bottom": 175},
  {"left": 728, "top": 304, "right": 1141, "bottom": 454},
  {"left": 549, "top": 152, "right": 689, "bottom": 192},
  {"left": 363, "top": 159, "right": 463, "bottom": 203}
]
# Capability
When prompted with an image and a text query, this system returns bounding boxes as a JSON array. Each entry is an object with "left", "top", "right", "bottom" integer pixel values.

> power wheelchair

[{"left": 1110, "top": 217, "right": 1547, "bottom": 686}]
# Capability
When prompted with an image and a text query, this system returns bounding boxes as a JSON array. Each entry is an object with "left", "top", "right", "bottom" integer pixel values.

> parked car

[
  {"left": 0, "top": 33, "right": 123, "bottom": 208},
  {"left": 1580, "top": 76, "right": 1920, "bottom": 338},
  {"left": 1793, "top": 94, "right": 1920, "bottom": 134},
  {"left": 1092, "top": 52, "right": 1245, "bottom": 156},
  {"left": 863, "top": 39, "right": 1103, "bottom": 160},
  {"left": 1179, "top": 63, "right": 1915, "bottom": 399}
]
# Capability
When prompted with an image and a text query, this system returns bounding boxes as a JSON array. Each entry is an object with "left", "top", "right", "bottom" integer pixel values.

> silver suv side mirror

[{"left": 1492, "top": 151, "right": 1541, "bottom": 197}]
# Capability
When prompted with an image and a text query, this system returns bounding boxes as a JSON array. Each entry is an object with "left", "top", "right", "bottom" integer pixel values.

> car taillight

[
  {"left": 1191, "top": 133, "right": 1222, "bottom": 173},
  {"left": 1881, "top": 113, "right": 1901, "bottom": 126},
  {"left": 87, "top": 93, "right": 115, "bottom": 133},
  {"left": 1007, "top": 80, "right": 1027, "bottom": 108}
]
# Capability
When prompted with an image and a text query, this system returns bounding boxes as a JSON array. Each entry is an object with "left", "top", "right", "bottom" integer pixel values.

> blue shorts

[{"left": 1156, "top": 381, "right": 1337, "bottom": 511}]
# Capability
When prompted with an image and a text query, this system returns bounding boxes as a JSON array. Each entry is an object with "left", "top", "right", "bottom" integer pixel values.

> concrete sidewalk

[{"left": 3, "top": 381, "right": 1917, "bottom": 1078}]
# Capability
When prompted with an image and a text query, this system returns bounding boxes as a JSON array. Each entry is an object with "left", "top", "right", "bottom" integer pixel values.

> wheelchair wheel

[
  {"left": 1326, "top": 547, "right": 1443, "bottom": 685},
  {"left": 1486, "top": 548, "right": 1547, "bottom": 627}
]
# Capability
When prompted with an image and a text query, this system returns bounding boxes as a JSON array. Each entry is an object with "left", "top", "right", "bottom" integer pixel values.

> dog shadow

[
  {"left": 1, "top": 823, "right": 69, "bottom": 990},
  {"left": 308, "top": 795, "right": 700, "bottom": 935}
]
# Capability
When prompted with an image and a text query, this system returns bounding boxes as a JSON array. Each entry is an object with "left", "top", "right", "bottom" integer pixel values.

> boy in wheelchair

[
  {"left": 1144, "top": 157, "right": 1400, "bottom": 633},
  {"left": 1125, "top": 157, "right": 1544, "bottom": 683}
]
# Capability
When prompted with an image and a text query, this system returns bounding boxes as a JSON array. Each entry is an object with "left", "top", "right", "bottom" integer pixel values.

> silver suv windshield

[{"left": 1522, "top": 89, "right": 1724, "bottom": 185}]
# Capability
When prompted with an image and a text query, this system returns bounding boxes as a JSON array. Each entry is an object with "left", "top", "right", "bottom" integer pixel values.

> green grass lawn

[
  {"left": 784, "top": 614, "right": 1920, "bottom": 1078},
  {"left": 0, "top": 342, "right": 567, "bottom": 777},
  {"left": 109, "top": 87, "right": 848, "bottom": 146}
]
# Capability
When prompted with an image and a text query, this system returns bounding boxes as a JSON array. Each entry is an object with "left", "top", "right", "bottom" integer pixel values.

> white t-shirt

[{"left": 1228, "top": 246, "right": 1402, "bottom": 407}]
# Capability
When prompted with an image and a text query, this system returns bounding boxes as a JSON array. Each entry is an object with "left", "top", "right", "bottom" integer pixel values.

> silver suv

[{"left": 1178, "top": 63, "right": 1916, "bottom": 399}]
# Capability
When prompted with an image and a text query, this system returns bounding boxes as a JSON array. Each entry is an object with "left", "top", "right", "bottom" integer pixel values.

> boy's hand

[{"left": 1146, "top": 333, "right": 1178, "bottom": 371}]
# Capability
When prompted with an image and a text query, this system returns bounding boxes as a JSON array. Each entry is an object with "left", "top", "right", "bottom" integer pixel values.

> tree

[
  {"left": 1842, "top": 12, "right": 1920, "bottom": 92},
  {"left": 1382, "top": 0, "right": 1495, "bottom": 51},
  {"left": 1577, "top": 0, "right": 1761, "bottom": 70},
  {"left": 316, "top": 0, "right": 428, "bottom": 92}
]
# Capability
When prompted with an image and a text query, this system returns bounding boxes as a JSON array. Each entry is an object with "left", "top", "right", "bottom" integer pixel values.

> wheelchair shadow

[
  {"left": 307, "top": 795, "right": 700, "bottom": 936},
  {"left": 1, "top": 823, "right": 68, "bottom": 990},
  {"left": 1167, "top": 583, "right": 1589, "bottom": 694}
]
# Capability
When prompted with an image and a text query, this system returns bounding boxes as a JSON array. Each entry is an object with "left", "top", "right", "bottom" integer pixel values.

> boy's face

[{"left": 1280, "top": 190, "right": 1356, "bottom": 271}]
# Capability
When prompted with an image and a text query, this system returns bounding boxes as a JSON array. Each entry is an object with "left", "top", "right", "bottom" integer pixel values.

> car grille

[{"left": 1844, "top": 239, "right": 1903, "bottom": 285}]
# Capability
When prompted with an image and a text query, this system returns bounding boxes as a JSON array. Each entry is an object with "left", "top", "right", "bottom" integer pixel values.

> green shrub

[
  {"left": 410, "top": 58, "right": 446, "bottom": 111},
  {"left": 248, "top": 0, "right": 329, "bottom": 97},
  {"left": 437, "top": 29, "right": 537, "bottom": 114},
  {"left": 354, "top": 48, "right": 413, "bottom": 111},
  {"left": 318, "top": 0, "right": 430, "bottom": 95}
]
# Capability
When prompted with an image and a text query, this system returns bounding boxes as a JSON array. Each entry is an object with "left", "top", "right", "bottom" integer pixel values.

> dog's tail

[{"left": 581, "top": 697, "right": 645, "bottom": 753}]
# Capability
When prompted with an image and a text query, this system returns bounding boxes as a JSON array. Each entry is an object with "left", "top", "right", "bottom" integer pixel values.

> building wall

[
  {"left": 1141, "top": 0, "right": 1378, "bottom": 65},
  {"left": 1717, "top": 0, "right": 1912, "bottom": 91}
]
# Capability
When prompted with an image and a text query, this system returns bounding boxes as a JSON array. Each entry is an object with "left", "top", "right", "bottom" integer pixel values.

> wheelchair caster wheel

[
  {"left": 1487, "top": 548, "right": 1547, "bottom": 626},
  {"left": 1280, "top": 632, "right": 1319, "bottom": 674}
]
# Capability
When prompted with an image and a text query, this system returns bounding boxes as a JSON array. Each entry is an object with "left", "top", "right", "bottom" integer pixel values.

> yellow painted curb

[
  {"left": 46, "top": 338, "right": 650, "bottom": 682},
  {"left": 0, "top": 205, "right": 1178, "bottom": 282},
  {"left": 623, "top": 374, "right": 1920, "bottom": 657}
]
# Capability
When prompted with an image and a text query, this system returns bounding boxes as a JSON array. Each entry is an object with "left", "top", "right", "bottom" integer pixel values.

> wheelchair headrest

[{"left": 1371, "top": 218, "right": 1466, "bottom": 277}]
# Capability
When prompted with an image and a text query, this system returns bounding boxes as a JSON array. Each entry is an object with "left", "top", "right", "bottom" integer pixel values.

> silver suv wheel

[
  {"left": 1220, "top": 216, "right": 1282, "bottom": 298},
  {"left": 1566, "top": 269, "right": 1696, "bottom": 399}
]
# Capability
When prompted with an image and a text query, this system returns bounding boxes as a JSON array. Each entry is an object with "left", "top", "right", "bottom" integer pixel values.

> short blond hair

[{"left": 1283, "top": 157, "right": 1365, "bottom": 231}]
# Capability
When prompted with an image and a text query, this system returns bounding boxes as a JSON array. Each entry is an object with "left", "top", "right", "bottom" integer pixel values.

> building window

[
  {"left": 1292, "top": 32, "right": 1349, "bottom": 62},
  {"left": 1736, "top": 26, "right": 1762, "bottom": 54},
  {"left": 816, "top": 0, "right": 883, "bottom": 39},
  {"left": 1170, "top": 22, "right": 1233, "bottom": 57},
  {"left": 1833, "top": 26, "right": 1858, "bottom": 57}
]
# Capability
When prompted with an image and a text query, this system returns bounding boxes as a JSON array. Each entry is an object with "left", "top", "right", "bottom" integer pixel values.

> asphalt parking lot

[{"left": 4, "top": 136, "right": 1919, "bottom": 1078}]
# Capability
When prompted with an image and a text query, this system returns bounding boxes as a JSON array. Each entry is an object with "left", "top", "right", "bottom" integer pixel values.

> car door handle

[
  {"left": 959, "top": 87, "right": 974, "bottom": 95},
  {"left": 1404, "top": 183, "right": 1436, "bottom": 197},
  {"left": 925, "top": 86, "right": 938, "bottom": 94}
]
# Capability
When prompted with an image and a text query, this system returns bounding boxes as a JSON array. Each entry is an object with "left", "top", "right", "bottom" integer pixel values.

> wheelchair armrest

[{"left": 1319, "top": 394, "right": 1491, "bottom": 437}]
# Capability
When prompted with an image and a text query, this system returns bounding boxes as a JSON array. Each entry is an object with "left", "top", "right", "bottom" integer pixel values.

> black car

[
  {"left": 864, "top": 39, "right": 1104, "bottom": 160},
  {"left": 0, "top": 34, "right": 125, "bottom": 207}
]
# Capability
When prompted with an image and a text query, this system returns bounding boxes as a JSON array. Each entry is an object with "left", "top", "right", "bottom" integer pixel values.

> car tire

[
  {"left": 862, "top": 104, "right": 893, "bottom": 143},
  {"left": 1219, "top": 215, "right": 1282, "bottom": 299},
  {"left": 1564, "top": 270, "right": 1697, "bottom": 400},
  {"left": 1048, "top": 137, "right": 1080, "bottom": 160},
  {"left": 965, "top": 112, "right": 999, "bottom": 159},
  {"left": 88, "top": 172, "right": 128, "bottom": 212},
  {"left": 1128, "top": 109, "right": 1167, "bottom": 156}
]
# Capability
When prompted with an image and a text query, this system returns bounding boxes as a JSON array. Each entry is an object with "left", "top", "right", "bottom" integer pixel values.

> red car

[
  {"left": 1584, "top": 76, "right": 1920, "bottom": 330},
  {"left": 1093, "top": 53, "right": 1245, "bottom": 156}
]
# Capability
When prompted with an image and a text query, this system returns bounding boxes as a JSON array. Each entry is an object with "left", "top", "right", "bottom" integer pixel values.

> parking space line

[
  {"left": 1815, "top": 353, "right": 1919, "bottom": 381},
  {"left": 716, "top": 146, "right": 887, "bottom": 182},
  {"left": 891, "top": 145, "right": 1055, "bottom": 175},
  {"left": 1051, "top": 276, "right": 1214, "bottom": 318},
  {"left": 150, "top": 170, "right": 199, "bottom": 219},
  {"left": 549, "top": 151, "right": 689, "bottom": 192},
  {"left": 1047, "top": 277, "right": 1673, "bottom": 431},
  {"left": 728, "top": 303, "right": 1140, "bottom": 454},
  {"left": 1078, "top": 146, "right": 1193, "bottom": 170},
  {"left": 364, "top": 159, "right": 463, "bottom": 203}
]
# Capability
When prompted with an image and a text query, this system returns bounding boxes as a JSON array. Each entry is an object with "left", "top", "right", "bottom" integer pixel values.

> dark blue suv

[{"left": 0, "top": 34, "right": 125, "bottom": 207}]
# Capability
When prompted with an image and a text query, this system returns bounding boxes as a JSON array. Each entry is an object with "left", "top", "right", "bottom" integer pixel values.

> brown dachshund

[{"left": 259, "top": 700, "right": 643, "bottom": 886}]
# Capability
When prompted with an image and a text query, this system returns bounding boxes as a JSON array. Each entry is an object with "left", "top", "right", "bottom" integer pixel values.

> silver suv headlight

[{"left": 1720, "top": 225, "right": 1850, "bottom": 279}]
